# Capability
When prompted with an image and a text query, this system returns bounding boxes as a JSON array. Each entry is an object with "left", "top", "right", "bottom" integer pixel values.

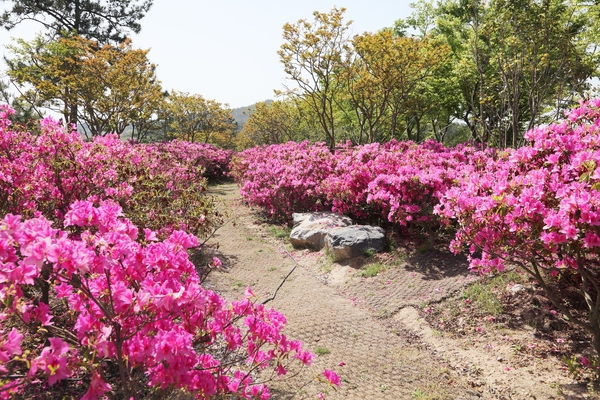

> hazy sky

[{"left": 0, "top": 1, "right": 415, "bottom": 109}]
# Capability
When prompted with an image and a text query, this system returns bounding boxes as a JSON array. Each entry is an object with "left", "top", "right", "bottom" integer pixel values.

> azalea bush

[
  {"left": 437, "top": 98, "right": 600, "bottom": 360},
  {"left": 321, "top": 140, "right": 473, "bottom": 241},
  {"left": 232, "top": 138, "right": 475, "bottom": 244},
  {"left": 155, "top": 140, "right": 233, "bottom": 180},
  {"left": 0, "top": 108, "right": 341, "bottom": 398},
  {"left": 0, "top": 106, "right": 222, "bottom": 240},
  {"left": 230, "top": 141, "right": 334, "bottom": 219},
  {"left": 0, "top": 201, "right": 317, "bottom": 399}
]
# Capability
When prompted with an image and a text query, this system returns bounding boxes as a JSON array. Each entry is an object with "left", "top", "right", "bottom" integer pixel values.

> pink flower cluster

[
  {"left": 155, "top": 139, "right": 233, "bottom": 180},
  {"left": 231, "top": 141, "right": 334, "bottom": 219},
  {"left": 0, "top": 201, "right": 314, "bottom": 398},
  {"left": 232, "top": 98, "right": 600, "bottom": 360},
  {"left": 436, "top": 99, "right": 600, "bottom": 357},
  {"left": 322, "top": 140, "right": 473, "bottom": 229},
  {"left": 232, "top": 138, "right": 474, "bottom": 234},
  {"left": 0, "top": 106, "right": 227, "bottom": 239},
  {"left": 437, "top": 98, "right": 600, "bottom": 276},
  {"left": 0, "top": 108, "right": 329, "bottom": 398}
]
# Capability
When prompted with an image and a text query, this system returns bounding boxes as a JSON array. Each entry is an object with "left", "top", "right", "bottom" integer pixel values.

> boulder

[
  {"left": 324, "top": 225, "right": 386, "bottom": 262},
  {"left": 290, "top": 212, "right": 353, "bottom": 250}
]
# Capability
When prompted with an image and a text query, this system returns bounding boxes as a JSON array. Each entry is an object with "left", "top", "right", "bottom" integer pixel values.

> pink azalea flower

[
  {"left": 210, "top": 257, "right": 222, "bottom": 268},
  {"left": 581, "top": 356, "right": 591, "bottom": 368},
  {"left": 323, "top": 369, "right": 341, "bottom": 386},
  {"left": 81, "top": 370, "right": 112, "bottom": 400},
  {"left": 31, "top": 337, "right": 72, "bottom": 386},
  {"left": 0, "top": 328, "right": 23, "bottom": 362}
]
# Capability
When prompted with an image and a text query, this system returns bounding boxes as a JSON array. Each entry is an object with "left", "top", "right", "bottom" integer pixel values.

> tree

[
  {"left": 486, "top": 0, "right": 595, "bottom": 147},
  {"left": 0, "top": 0, "right": 153, "bottom": 44},
  {"left": 279, "top": 7, "right": 352, "bottom": 151},
  {"left": 428, "top": 0, "right": 598, "bottom": 147},
  {"left": 129, "top": 91, "right": 168, "bottom": 142},
  {"left": 6, "top": 34, "right": 164, "bottom": 137},
  {"left": 343, "top": 30, "right": 450, "bottom": 143},
  {"left": 0, "top": 78, "right": 41, "bottom": 130},
  {"left": 166, "top": 91, "right": 237, "bottom": 146},
  {"left": 76, "top": 38, "right": 164, "bottom": 137},
  {"left": 6, "top": 34, "right": 85, "bottom": 125},
  {"left": 238, "top": 100, "right": 305, "bottom": 146}
]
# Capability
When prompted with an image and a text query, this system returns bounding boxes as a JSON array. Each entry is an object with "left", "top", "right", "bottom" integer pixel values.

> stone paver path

[{"left": 203, "top": 183, "right": 476, "bottom": 399}]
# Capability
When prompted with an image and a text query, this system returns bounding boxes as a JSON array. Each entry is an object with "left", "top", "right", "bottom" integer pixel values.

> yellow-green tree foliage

[
  {"left": 78, "top": 38, "right": 164, "bottom": 137},
  {"left": 237, "top": 100, "right": 305, "bottom": 147},
  {"left": 166, "top": 91, "right": 237, "bottom": 147},
  {"left": 279, "top": 7, "right": 452, "bottom": 145},
  {"left": 343, "top": 30, "right": 450, "bottom": 143},
  {"left": 6, "top": 34, "right": 164, "bottom": 138},
  {"left": 279, "top": 7, "right": 351, "bottom": 150}
]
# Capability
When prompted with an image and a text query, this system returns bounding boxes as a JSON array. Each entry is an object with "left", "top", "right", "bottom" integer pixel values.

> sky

[{"left": 0, "top": 0, "right": 415, "bottom": 109}]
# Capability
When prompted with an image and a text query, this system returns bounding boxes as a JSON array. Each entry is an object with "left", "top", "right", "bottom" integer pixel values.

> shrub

[
  {"left": 437, "top": 98, "right": 600, "bottom": 360},
  {"left": 322, "top": 140, "right": 475, "bottom": 242},
  {"left": 0, "top": 106, "right": 222, "bottom": 240},
  {"left": 0, "top": 202, "right": 315, "bottom": 399},
  {"left": 231, "top": 141, "right": 334, "bottom": 219}
]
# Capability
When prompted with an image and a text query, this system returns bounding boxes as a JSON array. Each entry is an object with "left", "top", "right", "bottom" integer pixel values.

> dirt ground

[{"left": 204, "top": 182, "right": 597, "bottom": 400}]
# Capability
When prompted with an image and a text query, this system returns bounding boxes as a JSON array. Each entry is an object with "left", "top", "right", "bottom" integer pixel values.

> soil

[{"left": 203, "top": 182, "right": 599, "bottom": 400}]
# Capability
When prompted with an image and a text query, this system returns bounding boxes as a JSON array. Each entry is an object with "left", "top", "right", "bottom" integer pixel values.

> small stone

[
  {"left": 509, "top": 284, "right": 526, "bottom": 294},
  {"left": 324, "top": 225, "right": 386, "bottom": 262},
  {"left": 290, "top": 212, "right": 353, "bottom": 250}
]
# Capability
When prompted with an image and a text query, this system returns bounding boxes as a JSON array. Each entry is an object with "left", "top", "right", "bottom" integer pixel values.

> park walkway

[{"left": 204, "top": 183, "right": 476, "bottom": 399}]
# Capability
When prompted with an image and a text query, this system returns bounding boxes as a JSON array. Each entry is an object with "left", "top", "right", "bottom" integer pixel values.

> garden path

[
  {"left": 203, "top": 183, "right": 591, "bottom": 400},
  {"left": 203, "top": 183, "right": 476, "bottom": 399}
]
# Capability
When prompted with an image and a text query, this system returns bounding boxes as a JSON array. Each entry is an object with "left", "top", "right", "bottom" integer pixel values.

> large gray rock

[
  {"left": 324, "top": 225, "right": 386, "bottom": 262},
  {"left": 290, "top": 212, "right": 353, "bottom": 250}
]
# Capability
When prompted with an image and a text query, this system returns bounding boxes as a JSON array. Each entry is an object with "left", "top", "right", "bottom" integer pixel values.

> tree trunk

[{"left": 70, "top": 103, "right": 79, "bottom": 124}]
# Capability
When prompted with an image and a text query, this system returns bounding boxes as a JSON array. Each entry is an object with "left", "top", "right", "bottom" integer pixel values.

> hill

[{"left": 231, "top": 100, "right": 273, "bottom": 131}]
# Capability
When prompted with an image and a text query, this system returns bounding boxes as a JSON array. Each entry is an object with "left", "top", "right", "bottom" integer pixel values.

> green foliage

[
  {"left": 562, "top": 354, "right": 600, "bottom": 382},
  {"left": 461, "top": 271, "right": 523, "bottom": 316},
  {"left": 0, "top": 79, "right": 41, "bottom": 131},
  {"left": 412, "top": 388, "right": 433, "bottom": 399},
  {"left": 427, "top": 0, "right": 598, "bottom": 147},
  {"left": 6, "top": 34, "right": 164, "bottom": 138},
  {"left": 237, "top": 99, "right": 311, "bottom": 148},
  {"left": 166, "top": 91, "right": 237, "bottom": 148},
  {"left": 278, "top": 7, "right": 352, "bottom": 150},
  {"left": 0, "top": 0, "right": 153, "bottom": 44},
  {"left": 268, "top": 224, "right": 291, "bottom": 240},
  {"left": 277, "top": 1, "right": 600, "bottom": 148},
  {"left": 124, "top": 167, "right": 222, "bottom": 241},
  {"left": 358, "top": 262, "right": 388, "bottom": 278},
  {"left": 315, "top": 347, "right": 331, "bottom": 356}
]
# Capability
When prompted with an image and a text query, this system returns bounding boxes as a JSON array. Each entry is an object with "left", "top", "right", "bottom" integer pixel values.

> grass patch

[
  {"left": 233, "top": 281, "right": 244, "bottom": 289},
  {"left": 461, "top": 270, "right": 526, "bottom": 316},
  {"left": 461, "top": 281, "right": 503, "bottom": 315},
  {"left": 364, "top": 248, "right": 376, "bottom": 258},
  {"left": 358, "top": 262, "right": 387, "bottom": 278},
  {"left": 315, "top": 347, "right": 331, "bottom": 356},
  {"left": 489, "top": 269, "right": 527, "bottom": 289},
  {"left": 321, "top": 250, "right": 335, "bottom": 273},
  {"left": 412, "top": 388, "right": 433, "bottom": 399},
  {"left": 268, "top": 225, "right": 291, "bottom": 240}
]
